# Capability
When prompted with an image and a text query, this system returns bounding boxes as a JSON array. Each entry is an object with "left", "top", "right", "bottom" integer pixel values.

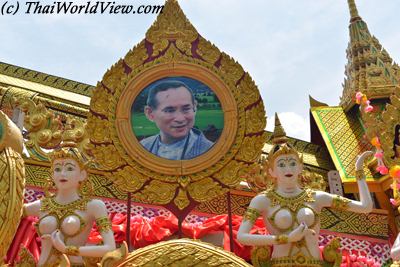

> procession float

[{"left": 0, "top": 0, "right": 399, "bottom": 266}]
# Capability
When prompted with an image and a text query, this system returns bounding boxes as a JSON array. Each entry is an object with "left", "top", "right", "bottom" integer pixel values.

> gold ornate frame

[
  {"left": 116, "top": 62, "right": 237, "bottom": 175},
  {"left": 87, "top": 0, "right": 266, "bottom": 210}
]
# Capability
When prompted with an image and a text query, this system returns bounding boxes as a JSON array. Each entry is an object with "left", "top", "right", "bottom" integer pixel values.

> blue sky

[{"left": 0, "top": 0, "right": 399, "bottom": 141}]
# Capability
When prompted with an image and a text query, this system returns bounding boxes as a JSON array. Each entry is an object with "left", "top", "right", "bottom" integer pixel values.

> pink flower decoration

[
  {"left": 356, "top": 92, "right": 363, "bottom": 101},
  {"left": 374, "top": 152, "right": 383, "bottom": 158},
  {"left": 380, "top": 166, "right": 389, "bottom": 175},
  {"left": 376, "top": 165, "right": 389, "bottom": 175},
  {"left": 390, "top": 198, "right": 397, "bottom": 205},
  {"left": 365, "top": 105, "right": 374, "bottom": 112}
]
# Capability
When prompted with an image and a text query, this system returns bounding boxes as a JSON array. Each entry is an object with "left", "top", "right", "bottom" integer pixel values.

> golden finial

[
  {"left": 347, "top": 0, "right": 361, "bottom": 21},
  {"left": 272, "top": 113, "right": 288, "bottom": 145}
]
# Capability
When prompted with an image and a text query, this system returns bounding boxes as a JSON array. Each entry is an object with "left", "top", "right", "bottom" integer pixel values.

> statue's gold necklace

[
  {"left": 266, "top": 188, "right": 315, "bottom": 212},
  {"left": 265, "top": 188, "right": 318, "bottom": 232},
  {"left": 41, "top": 196, "right": 90, "bottom": 219}
]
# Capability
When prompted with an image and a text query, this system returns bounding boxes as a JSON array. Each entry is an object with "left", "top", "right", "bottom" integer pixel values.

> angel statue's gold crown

[{"left": 267, "top": 113, "right": 302, "bottom": 167}]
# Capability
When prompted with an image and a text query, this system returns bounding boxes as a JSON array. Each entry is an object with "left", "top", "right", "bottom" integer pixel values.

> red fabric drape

[
  {"left": 6, "top": 213, "right": 367, "bottom": 266},
  {"left": 6, "top": 216, "right": 40, "bottom": 264}
]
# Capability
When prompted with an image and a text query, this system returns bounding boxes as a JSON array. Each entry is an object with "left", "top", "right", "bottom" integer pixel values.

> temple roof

[
  {"left": 0, "top": 61, "right": 94, "bottom": 97},
  {"left": 310, "top": 105, "right": 375, "bottom": 182},
  {"left": 340, "top": 0, "right": 400, "bottom": 111},
  {"left": 0, "top": 62, "right": 91, "bottom": 118}
]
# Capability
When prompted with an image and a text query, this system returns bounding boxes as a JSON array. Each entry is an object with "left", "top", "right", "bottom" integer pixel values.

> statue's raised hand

[{"left": 356, "top": 151, "right": 373, "bottom": 171}]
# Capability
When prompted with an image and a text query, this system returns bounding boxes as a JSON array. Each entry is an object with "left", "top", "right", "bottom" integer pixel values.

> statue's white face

[
  {"left": 52, "top": 158, "right": 86, "bottom": 191},
  {"left": 269, "top": 154, "right": 302, "bottom": 186}
]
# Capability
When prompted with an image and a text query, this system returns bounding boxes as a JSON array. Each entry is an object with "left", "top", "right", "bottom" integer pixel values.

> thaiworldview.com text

[{"left": 0, "top": 1, "right": 164, "bottom": 15}]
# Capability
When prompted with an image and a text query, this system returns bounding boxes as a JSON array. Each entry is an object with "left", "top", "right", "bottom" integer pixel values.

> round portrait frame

[{"left": 116, "top": 63, "right": 237, "bottom": 175}]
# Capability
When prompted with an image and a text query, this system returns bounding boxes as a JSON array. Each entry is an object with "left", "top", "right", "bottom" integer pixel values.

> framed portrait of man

[{"left": 131, "top": 77, "right": 224, "bottom": 160}]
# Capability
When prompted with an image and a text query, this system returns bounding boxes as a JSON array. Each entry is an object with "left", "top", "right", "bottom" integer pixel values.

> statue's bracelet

[
  {"left": 355, "top": 169, "right": 365, "bottom": 181},
  {"left": 65, "top": 246, "right": 80, "bottom": 256},
  {"left": 275, "top": 234, "right": 289, "bottom": 244}
]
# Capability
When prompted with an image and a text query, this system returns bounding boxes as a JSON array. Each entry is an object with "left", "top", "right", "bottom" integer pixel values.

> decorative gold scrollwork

[
  {"left": 174, "top": 188, "right": 190, "bottom": 210},
  {"left": 246, "top": 101, "right": 267, "bottom": 134},
  {"left": 197, "top": 36, "right": 221, "bottom": 64},
  {"left": 188, "top": 178, "right": 228, "bottom": 203},
  {"left": 145, "top": 0, "right": 197, "bottom": 58},
  {"left": 219, "top": 53, "right": 245, "bottom": 85},
  {"left": 135, "top": 181, "right": 178, "bottom": 205},
  {"left": 213, "top": 160, "right": 247, "bottom": 187},
  {"left": 236, "top": 133, "right": 268, "bottom": 162},
  {"left": 111, "top": 166, "right": 148, "bottom": 192},
  {"left": 124, "top": 41, "right": 149, "bottom": 70},
  {"left": 86, "top": 114, "right": 112, "bottom": 144}
]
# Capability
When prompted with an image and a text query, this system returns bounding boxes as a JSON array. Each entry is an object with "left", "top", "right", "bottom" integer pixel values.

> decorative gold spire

[
  {"left": 272, "top": 113, "right": 288, "bottom": 145},
  {"left": 340, "top": 2, "right": 400, "bottom": 111},
  {"left": 347, "top": 0, "right": 361, "bottom": 21}
]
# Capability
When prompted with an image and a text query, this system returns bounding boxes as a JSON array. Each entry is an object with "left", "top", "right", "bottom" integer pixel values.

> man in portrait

[{"left": 140, "top": 80, "right": 214, "bottom": 160}]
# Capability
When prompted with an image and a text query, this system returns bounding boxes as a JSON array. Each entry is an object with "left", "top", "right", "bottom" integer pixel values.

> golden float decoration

[{"left": 87, "top": 0, "right": 267, "bottom": 210}]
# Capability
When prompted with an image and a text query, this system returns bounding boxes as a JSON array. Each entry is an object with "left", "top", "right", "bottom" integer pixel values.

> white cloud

[{"left": 266, "top": 112, "right": 310, "bottom": 142}]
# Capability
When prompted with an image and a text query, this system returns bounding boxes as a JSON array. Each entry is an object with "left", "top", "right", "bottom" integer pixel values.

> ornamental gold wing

[{"left": 0, "top": 111, "right": 25, "bottom": 263}]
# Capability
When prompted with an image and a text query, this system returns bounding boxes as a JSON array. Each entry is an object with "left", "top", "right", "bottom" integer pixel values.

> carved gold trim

[{"left": 115, "top": 62, "right": 237, "bottom": 175}]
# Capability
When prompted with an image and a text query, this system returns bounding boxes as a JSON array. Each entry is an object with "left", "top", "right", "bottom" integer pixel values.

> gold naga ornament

[
  {"left": 87, "top": 0, "right": 267, "bottom": 210},
  {"left": 0, "top": 111, "right": 25, "bottom": 264}
]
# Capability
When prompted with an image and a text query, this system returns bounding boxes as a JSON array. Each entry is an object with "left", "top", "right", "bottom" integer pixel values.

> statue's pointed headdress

[
  {"left": 271, "top": 112, "right": 288, "bottom": 145},
  {"left": 267, "top": 113, "right": 302, "bottom": 165}
]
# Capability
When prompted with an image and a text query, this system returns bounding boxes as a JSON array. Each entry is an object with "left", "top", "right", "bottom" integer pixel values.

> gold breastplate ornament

[
  {"left": 39, "top": 196, "right": 90, "bottom": 238},
  {"left": 266, "top": 189, "right": 315, "bottom": 212},
  {"left": 41, "top": 196, "right": 90, "bottom": 219},
  {"left": 265, "top": 189, "right": 318, "bottom": 231}
]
